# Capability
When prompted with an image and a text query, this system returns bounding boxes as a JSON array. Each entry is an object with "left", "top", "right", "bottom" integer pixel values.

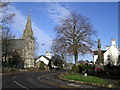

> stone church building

[
  {"left": 5, "top": 13, "right": 35, "bottom": 68},
  {"left": 22, "top": 13, "right": 34, "bottom": 68}
]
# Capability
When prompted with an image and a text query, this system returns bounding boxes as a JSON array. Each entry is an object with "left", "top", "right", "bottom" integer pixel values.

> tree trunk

[{"left": 74, "top": 51, "right": 78, "bottom": 66}]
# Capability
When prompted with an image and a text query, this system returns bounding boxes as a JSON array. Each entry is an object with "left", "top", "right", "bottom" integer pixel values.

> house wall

[
  {"left": 104, "top": 45, "right": 119, "bottom": 65},
  {"left": 36, "top": 56, "right": 49, "bottom": 66},
  {"left": 36, "top": 62, "right": 40, "bottom": 68},
  {"left": 35, "top": 56, "right": 50, "bottom": 70},
  {"left": 40, "top": 56, "right": 49, "bottom": 65},
  {"left": 46, "top": 52, "right": 52, "bottom": 59},
  {"left": 93, "top": 55, "right": 98, "bottom": 64}
]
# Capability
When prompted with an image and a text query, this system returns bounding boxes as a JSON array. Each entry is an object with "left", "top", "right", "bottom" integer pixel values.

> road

[
  {"left": 2, "top": 70, "right": 107, "bottom": 89},
  {"left": 2, "top": 70, "right": 60, "bottom": 89}
]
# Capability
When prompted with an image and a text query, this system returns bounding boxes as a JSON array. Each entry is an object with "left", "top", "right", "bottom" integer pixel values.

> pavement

[{"left": 42, "top": 72, "right": 106, "bottom": 88}]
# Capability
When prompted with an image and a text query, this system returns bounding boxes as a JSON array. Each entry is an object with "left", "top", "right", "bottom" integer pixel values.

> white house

[
  {"left": 35, "top": 52, "right": 52, "bottom": 68},
  {"left": 36, "top": 56, "right": 50, "bottom": 66},
  {"left": 93, "top": 39, "right": 120, "bottom": 66},
  {"left": 46, "top": 52, "right": 52, "bottom": 59}
]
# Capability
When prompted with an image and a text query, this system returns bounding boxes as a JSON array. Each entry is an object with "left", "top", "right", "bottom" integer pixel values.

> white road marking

[
  {"left": 68, "top": 83, "right": 80, "bottom": 87},
  {"left": 12, "top": 76, "right": 29, "bottom": 89},
  {"left": 14, "top": 81, "right": 30, "bottom": 90},
  {"left": 12, "top": 76, "right": 16, "bottom": 79}
]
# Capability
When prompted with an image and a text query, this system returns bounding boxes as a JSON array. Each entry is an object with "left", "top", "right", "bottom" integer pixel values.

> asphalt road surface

[
  {"left": 2, "top": 70, "right": 108, "bottom": 90},
  {"left": 2, "top": 70, "right": 60, "bottom": 89}
]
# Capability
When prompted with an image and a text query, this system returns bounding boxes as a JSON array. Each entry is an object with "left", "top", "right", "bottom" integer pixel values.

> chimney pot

[
  {"left": 111, "top": 39, "right": 116, "bottom": 46},
  {"left": 106, "top": 46, "right": 109, "bottom": 50}
]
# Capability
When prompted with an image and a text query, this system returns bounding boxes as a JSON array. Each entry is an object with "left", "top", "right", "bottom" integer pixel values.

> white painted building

[
  {"left": 36, "top": 56, "right": 49, "bottom": 66},
  {"left": 46, "top": 52, "right": 52, "bottom": 59},
  {"left": 35, "top": 52, "right": 51, "bottom": 68},
  {"left": 93, "top": 39, "right": 120, "bottom": 66}
]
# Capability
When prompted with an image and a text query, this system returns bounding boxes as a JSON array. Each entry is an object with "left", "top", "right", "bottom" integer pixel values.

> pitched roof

[
  {"left": 7, "top": 39, "right": 25, "bottom": 49},
  {"left": 93, "top": 50, "right": 106, "bottom": 55},
  {"left": 35, "top": 55, "right": 51, "bottom": 61},
  {"left": 35, "top": 55, "right": 51, "bottom": 64},
  {"left": 113, "top": 45, "right": 120, "bottom": 51},
  {"left": 93, "top": 39, "right": 120, "bottom": 55}
]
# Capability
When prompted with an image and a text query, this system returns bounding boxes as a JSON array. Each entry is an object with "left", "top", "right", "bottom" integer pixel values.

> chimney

[
  {"left": 106, "top": 46, "right": 109, "bottom": 50},
  {"left": 111, "top": 39, "right": 116, "bottom": 46}
]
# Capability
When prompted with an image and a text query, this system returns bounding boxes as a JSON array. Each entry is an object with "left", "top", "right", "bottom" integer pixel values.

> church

[
  {"left": 4, "top": 13, "right": 35, "bottom": 68},
  {"left": 22, "top": 13, "right": 34, "bottom": 68}
]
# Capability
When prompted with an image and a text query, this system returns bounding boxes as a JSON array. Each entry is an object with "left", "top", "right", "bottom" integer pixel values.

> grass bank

[
  {"left": 59, "top": 73, "right": 113, "bottom": 88},
  {"left": 62, "top": 74, "right": 108, "bottom": 85}
]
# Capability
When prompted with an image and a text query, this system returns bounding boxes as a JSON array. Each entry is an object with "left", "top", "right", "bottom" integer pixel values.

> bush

[
  {"left": 39, "top": 61, "right": 45, "bottom": 70},
  {"left": 10, "top": 68, "right": 18, "bottom": 72},
  {"left": 103, "top": 66, "right": 120, "bottom": 79},
  {"left": 2, "top": 67, "right": 18, "bottom": 73},
  {"left": 118, "top": 80, "right": 120, "bottom": 83},
  {"left": 71, "top": 65, "right": 79, "bottom": 73},
  {"left": 71, "top": 64, "right": 95, "bottom": 74}
]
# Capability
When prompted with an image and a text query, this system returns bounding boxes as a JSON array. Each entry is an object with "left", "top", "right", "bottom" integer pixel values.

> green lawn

[{"left": 62, "top": 74, "right": 108, "bottom": 85}]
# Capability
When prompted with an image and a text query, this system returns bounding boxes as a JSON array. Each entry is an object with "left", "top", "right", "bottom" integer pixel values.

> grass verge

[{"left": 62, "top": 74, "right": 107, "bottom": 85}]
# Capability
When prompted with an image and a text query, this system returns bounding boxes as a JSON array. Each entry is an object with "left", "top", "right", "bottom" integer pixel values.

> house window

[
  {"left": 107, "top": 55, "right": 110, "bottom": 60},
  {"left": 119, "top": 55, "right": 120, "bottom": 60}
]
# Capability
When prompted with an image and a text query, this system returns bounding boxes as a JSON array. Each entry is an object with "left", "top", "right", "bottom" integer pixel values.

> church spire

[
  {"left": 22, "top": 11, "right": 33, "bottom": 39},
  {"left": 25, "top": 12, "right": 32, "bottom": 32}
]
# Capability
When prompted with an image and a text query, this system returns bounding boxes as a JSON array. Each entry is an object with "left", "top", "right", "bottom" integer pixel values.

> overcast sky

[{"left": 9, "top": 2, "right": 118, "bottom": 62}]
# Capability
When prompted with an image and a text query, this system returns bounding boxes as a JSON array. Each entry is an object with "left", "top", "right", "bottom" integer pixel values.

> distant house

[
  {"left": 93, "top": 39, "right": 120, "bottom": 66},
  {"left": 78, "top": 60, "right": 93, "bottom": 66},
  {"left": 35, "top": 52, "right": 52, "bottom": 69},
  {"left": 46, "top": 51, "right": 52, "bottom": 59}
]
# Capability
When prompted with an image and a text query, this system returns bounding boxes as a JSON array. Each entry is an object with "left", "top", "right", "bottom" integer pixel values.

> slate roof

[{"left": 3, "top": 39, "right": 25, "bottom": 50}]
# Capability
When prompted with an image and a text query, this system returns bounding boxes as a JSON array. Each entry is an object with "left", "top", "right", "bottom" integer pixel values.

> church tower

[{"left": 22, "top": 13, "right": 34, "bottom": 68}]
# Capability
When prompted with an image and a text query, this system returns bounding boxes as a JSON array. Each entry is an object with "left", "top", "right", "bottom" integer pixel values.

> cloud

[
  {"left": 9, "top": 5, "right": 53, "bottom": 55},
  {"left": 9, "top": 6, "right": 26, "bottom": 34},
  {"left": 47, "top": 3, "right": 71, "bottom": 23},
  {"left": 6, "top": 3, "right": 71, "bottom": 56}
]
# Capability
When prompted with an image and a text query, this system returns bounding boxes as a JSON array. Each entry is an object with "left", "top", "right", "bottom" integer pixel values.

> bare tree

[
  {"left": 52, "top": 12, "right": 97, "bottom": 65},
  {"left": 52, "top": 40, "right": 66, "bottom": 62},
  {"left": 1, "top": 2, "right": 15, "bottom": 66},
  {"left": 34, "top": 36, "right": 38, "bottom": 58},
  {"left": 0, "top": 2, "right": 15, "bottom": 29},
  {"left": 51, "top": 54, "right": 63, "bottom": 69},
  {"left": 8, "top": 49, "right": 23, "bottom": 68},
  {"left": 52, "top": 40, "right": 73, "bottom": 64}
]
